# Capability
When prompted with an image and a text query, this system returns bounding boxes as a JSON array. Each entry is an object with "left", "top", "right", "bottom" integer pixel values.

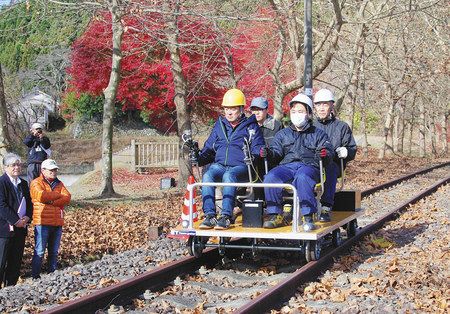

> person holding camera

[{"left": 23, "top": 123, "right": 51, "bottom": 184}]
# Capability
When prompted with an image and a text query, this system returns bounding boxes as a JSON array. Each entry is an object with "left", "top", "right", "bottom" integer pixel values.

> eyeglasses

[
  {"left": 7, "top": 163, "right": 22, "bottom": 167},
  {"left": 44, "top": 168, "right": 58, "bottom": 172}
]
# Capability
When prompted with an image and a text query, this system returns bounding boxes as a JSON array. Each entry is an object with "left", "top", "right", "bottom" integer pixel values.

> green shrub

[
  {"left": 353, "top": 110, "right": 380, "bottom": 133},
  {"left": 62, "top": 91, "right": 104, "bottom": 121}
]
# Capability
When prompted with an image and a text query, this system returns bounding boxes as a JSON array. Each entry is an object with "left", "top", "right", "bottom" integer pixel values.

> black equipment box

[
  {"left": 333, "top": 190, "right": 361, "bottom": 211},
  {"left": 242, "top": 200, "right": 264, "bottom": 228},
  {"left": 160, "top": 177, "right": 175, "bottom": 189}
]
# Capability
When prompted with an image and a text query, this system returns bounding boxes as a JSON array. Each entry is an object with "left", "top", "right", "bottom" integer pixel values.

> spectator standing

[
  {"left": 0, "top": 153, "right": 32, "bottom": 287},
  {"left": 23, "top": 122, "right": 51, "bottom": 184},
  {"left": 30, "top": 159, "right": 70, "bottom": 279}
]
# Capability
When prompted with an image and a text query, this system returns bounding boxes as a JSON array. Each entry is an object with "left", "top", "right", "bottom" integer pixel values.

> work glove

[
  {"left": 260, "top": 147, "right": 272, "bottom": 159},
  {"left": 318, "top": 148, "right": 327, "bottom": 159},
  {"left": 335, "top": 147, "right": 348, "bottom": 159}
]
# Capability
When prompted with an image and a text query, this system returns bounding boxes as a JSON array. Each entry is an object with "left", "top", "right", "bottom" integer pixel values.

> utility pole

[{"left": 303, "top": 0, "right": 313, "bottom": 99}]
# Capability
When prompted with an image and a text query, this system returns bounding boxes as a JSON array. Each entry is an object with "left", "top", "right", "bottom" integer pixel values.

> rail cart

[
  {"left": 172, "top": 132, "right": 362, "bottom": 261},
  {"left": 171, "top": 180, "right": 362, "bottom": 262}
]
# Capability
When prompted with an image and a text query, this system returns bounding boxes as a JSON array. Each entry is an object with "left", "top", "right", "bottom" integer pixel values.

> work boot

[
  {"left": 199, "top": 215, "right": 217, "bottom": 229},
  {"left": 319, "top": 206, "right": 331, "bottom": 222},
  {"left": 214, "top": 215, "right": 232, "bottom": 230},
  {"left": 282, "top": 204, "right": 293, "bottom": 223},
  {"left": 263, "top": 214, "right": 287, "bottom": 229},
  {"left": 302, "top": 214, "right": 316, "bottom": 231}
]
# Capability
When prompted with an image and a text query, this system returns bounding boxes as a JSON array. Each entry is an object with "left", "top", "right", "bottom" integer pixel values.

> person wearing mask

[
  {"left": 30, "top": 159, "right": 70, "bottom": 279},
  {"left": 23, "top": 122, "right": 51, "bottom": 184},
  {"left": 192, "top": 89, "right": 265, "bottom": 230},
  {"left": 313, "top": 88, "right": 357, "bottom": 222},
  {"left": 261, "top": 93, "right": 333, "bottom": 230},
  {"left": 0, "top": 153, "right": 32, "bottom": 286}
]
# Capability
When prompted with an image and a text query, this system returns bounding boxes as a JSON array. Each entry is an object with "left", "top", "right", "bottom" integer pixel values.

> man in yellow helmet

[{"left": 193, "top": 89, "right": 265, "bottom": 230}]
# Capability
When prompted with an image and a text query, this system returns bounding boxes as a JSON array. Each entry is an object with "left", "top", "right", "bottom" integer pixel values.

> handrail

[{"left": 186, "top": 182, "right": 301, "bottom": 232}]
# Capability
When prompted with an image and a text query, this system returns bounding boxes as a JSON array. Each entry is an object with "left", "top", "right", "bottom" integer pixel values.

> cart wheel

[
  {"left": 187, "top": 236, "right": 204, "bottom": 258},
  {"left": 332, "top": 228, "right": 342, "bottom": 247},
  {"left": 346, "top": 219, "right": 358, "bottom": 238},
  {"left": 305, "top": 240, "right": 322, "bottom": 262}
]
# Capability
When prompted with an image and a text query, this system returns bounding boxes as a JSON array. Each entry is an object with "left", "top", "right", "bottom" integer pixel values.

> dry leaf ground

[{"left": 280, "top": 182, "right": 449, "bottom": 313}]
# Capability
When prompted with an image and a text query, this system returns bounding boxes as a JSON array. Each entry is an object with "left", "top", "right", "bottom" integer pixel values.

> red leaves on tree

[
  {"left": 67, "top": 12, "right": 226, "bottom": 130},
  {"left": 231, "top": 8, "right": 298, "bottom": 114}
]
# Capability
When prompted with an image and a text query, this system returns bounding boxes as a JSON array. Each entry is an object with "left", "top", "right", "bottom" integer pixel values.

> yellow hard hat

[{"left": 222, "top": 88, "right": 246, "bottom": 107}]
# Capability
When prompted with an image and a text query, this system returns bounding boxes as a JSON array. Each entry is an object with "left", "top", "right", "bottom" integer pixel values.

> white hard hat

[
  {"left": 41, "top": 159, "right": 59, "bottom": 170},
  {"left": 289, "top": 93, "right": 313, "bottom": 112},
  {"left": 31, "top": 122, "right": 44, "bottom": 130},
  {"left": 314, "top": 89, "right": 335, "bottom": 103}
]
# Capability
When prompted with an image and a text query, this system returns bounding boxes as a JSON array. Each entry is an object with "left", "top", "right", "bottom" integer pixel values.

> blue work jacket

[{"left": 198, "top": 114, "right": 265, "bottom": 167}]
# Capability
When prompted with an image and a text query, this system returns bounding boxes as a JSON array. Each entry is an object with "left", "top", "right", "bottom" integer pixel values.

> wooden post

[{"left": 131, "top": 139, "right": 137, "bottom": 172}]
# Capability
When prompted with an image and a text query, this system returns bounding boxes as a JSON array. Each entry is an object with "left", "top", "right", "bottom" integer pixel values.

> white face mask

[{"left": 291, "top": 113, "right": 308, "bottom": 128}]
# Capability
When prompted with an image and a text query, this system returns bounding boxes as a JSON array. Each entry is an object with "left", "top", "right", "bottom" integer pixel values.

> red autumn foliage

[
  {"left": 231, "top": 8, "right": 299, "bottom": 115},
  {"left": 66, "top": 12, "right": 227, "bottom": 130}
]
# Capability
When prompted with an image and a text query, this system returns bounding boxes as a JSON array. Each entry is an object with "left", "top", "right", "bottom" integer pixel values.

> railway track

[{"left": 44, "top": 162, "right": 450, "bottom": 313}]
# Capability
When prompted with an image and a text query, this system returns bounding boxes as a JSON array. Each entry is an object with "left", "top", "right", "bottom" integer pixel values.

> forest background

[{"left": 0, "top": 0, "right": 448, "bottom": 195}]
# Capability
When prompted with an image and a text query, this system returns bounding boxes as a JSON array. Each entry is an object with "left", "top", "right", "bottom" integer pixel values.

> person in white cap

[
  {"left": 23, "top": 122, "right": 52, "bottom": 184},
  {"left": 261, "top": 93, "right": 333, "bottom": 231},
  {"left": 313, "top": 88, "right": 357, "bottom": 222},
  {"left": 30, "top": 159, "right": 70, "bottom": 279}
]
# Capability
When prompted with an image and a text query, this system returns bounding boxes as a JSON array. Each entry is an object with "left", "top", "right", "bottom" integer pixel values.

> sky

[{"left": 0, "top": 0, "right": 11, "bottom": 7}]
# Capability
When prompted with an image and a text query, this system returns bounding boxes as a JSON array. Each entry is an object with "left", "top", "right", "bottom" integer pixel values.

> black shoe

[
  {"left": 214, "top": 215, "right": 231, "bottom": 230},
  {"left": 302, "top": 214, "right": 316, "bottom": 231},
  {"left": 319, "top": 206, "right": 331, "bottom": 222},
  {"left": 199, "top": 215, "right": 217, "bottom": 229},
  {"left": 263, "top": 214, "right": 288, "bottom": 229}
]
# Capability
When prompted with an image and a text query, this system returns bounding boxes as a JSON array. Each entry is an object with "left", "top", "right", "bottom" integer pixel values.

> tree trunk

[
  {"left": 273, "top": 86, "right": 285, "bottom": 121},
  {"left": 165, "top": 0, "right": 191, "bottom": 188},
  {"left": 393, "top": 113, "right": 399, "bottom": 153},
  {"left": 359, "top": 58, "right": 368, "bottom": 158},
  {"left": 378, "top": 96, "right": 395, "bottom": 159},
  {"left": 349, "top": 101, "right": 355, "bottom": 131},
  {"left": 429, "top": 115, "right": 437, "bottom": 156},
  {"left": 408, "top": 101, "right": 415, "bottom": 155},
  {"left": 418, "top": 98, "right": 425, "bottom": 157},
  {"left": 442, "top": 112, "right": 448, "bottom": 155},
  {"left": 399, "top": 111, "right": 405, "bottom": 154},
  {"left": 100, "top": 0, "right": 123, "bottom": 197},
  {"left": 0, "top": 64, "right": 11, "bottom": 168}
]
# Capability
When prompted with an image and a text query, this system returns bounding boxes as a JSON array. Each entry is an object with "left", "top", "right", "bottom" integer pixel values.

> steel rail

[
  {"left": 234, "top": 175, "right": 450, "bottom": 314},
  {"left": 361, "top": 161, "right": 450, "bottom": 197},
  {"left": 43, "top": 249, "right": 221, "bottom": 313},
  {"left": 43, "top": 162, "right": 449, "bottom": 313}
]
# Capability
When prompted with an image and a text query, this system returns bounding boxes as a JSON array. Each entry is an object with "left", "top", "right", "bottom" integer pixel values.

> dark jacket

[
  {"left": 0, "top": 174, "right": 33, "bottom": 238},
  {"left": 23, "top": 134, "right": 51, "bottom": 164},
  {"left": 260, "top": 114, "right": 283, "bottom": 146},
  {"left": 199, "top": 114, "right": 265, "bottom": 167},
  {"left": 269, "top": 122, "right": 333, "bottom": 169},
  {"left": 313, "top": 117, "right": 357, "bottom": 166}
]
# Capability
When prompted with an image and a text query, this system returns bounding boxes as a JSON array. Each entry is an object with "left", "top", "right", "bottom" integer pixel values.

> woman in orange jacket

[{"left": 30, "top": 159, "right": 71, "bottom": 279}]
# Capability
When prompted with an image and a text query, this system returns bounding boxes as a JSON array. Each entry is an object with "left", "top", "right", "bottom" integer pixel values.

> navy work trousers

[{"left": 263, "top": 162, "right": 319, "bottom": 216}]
